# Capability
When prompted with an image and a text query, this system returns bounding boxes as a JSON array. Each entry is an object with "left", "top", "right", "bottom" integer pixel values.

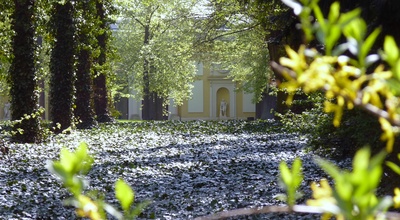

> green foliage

[
  {"left": 202, "top": 0, "right": 293, "bottom": 103},
  {"left": 278, "top": 99, "right": 383, "bottom": 157},
  {"left": 280, "top": 0, "right": 400, "bottom": 152},
  {"left": 276, "top": 0, "right": 400, "bottom": 219},
  {"left": 278, "top": 158, "right": 303, "bottom": 208},
  {"left": 0, "top": 1, "right": 13, "bottom": 96},
  {"left": 308, "top": 148, "right": 391, "bottom": 220},
  {"left": 47, "top": 142, "right": 149, "bottom": 220},
  {"left": 113, "top": 0, "right": 197, "bottom": 107}
]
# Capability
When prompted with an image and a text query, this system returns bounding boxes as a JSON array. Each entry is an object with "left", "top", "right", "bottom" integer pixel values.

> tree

[
  {"left": 93, "top": 0, "right": 115, "bottom": 123},
  {"left": 74, "top": 0, "right": 98, "bottom": 129},
  {"left": 114, "top": 0, "right": 197, "bottom": 120},
  {"left": 201, "top": 0, "right": 302, "bottom": 119},
  {"left": 0, "top": 1, "right": 13, "bottom": 96},
  {"left": 7, "top": 0, "right": 42, "bottom": 143},
  {"left": 49, "top": 0, "right": 75, "bottom": 133}
]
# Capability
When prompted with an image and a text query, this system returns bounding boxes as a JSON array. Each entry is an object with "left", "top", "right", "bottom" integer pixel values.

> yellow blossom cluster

[{"left": 278, "top": 45, "right": 400, "bottom": 152}]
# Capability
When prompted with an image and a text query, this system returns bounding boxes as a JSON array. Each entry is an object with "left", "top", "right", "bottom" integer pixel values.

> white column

[
  {"left": 231, "top": 85, "right": 236, "bottom": 118},
  {"left": 128, "top": 89, "right": 141, "bottom": 120},
  {"left": 210, "top": 83, "right": 215, "bottom": 118},
  {"left": 168, "top": 99, "right": 180, "bottom": 120}
]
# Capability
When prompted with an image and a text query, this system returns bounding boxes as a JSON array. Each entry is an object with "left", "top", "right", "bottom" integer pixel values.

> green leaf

[
  {"left": 353, "top": 147, "right": 370, "bottom": 172},
  {"left": 360, "top": 28, "right": 381, "bottom": 66},
  {"left": 291, "top": 158, "right": 303, "bottom": 187},
  {"left": 384, "top": 36, "right": 399, "bottom": 66},
  {"left": 335, "top": 177, "right": 353, "bottom": 201},
  {"left": 394, "top": 60, "right": 400, "bottom": 80},
  {"left": 115, "top": 179, "right": 135, "bottom": 212},
  {"left": 368, "top": 167, "right": 383, "bottom": 189},
  {"left": 129, "top": 200, "right": 151, "bottom": 219},
  {"left": 386, "top": 161, "right": 400, "bottom": 175},
  {"left": 59, "top": 148, "right": 76, "bottom": 173},
  {"left": 369, "top": 150, "right": 387, "bottom": 169},
  {"left": 343, "top": 18, "right": 366, "bottom": 43},
  {"left": 315, "top": 157, "right": 341, "bottom": 179},
  {"left": 328, "top": 2, "right": 340, "bottom": 23},
  {"left": 325, "top": 25, "right": 341, "bottom": 55},
  {"left": 279, "top": 161, "right": 292, "bottom": 186},
  {"left": 387, "top": 78, "right": 400, "bottom": 95},
  {"left": 338, "top": 8, "right": 361, "bottom": 27}
]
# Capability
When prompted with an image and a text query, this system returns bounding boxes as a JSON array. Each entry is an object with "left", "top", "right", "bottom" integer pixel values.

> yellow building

[
  {"left": 0, "top": 61, "right": 257, "bottom": 121},
  {"left": 177, "top": 61, "right": 255, "bottom": 120},
  {"left": 118, "top": 61, "right": 256, "bottom": 120}
]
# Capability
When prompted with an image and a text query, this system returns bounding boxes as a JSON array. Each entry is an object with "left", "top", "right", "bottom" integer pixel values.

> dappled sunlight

[{"left": 0, "top": 120, "right": 351, "bottom": 219}]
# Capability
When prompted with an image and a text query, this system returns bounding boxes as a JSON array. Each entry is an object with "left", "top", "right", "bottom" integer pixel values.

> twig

[
  {"left": 193, "top": 205, "right": 400, "bottom": 220},
  {"left": 270, "top": 61, "right": 400, "bottom": 127}
]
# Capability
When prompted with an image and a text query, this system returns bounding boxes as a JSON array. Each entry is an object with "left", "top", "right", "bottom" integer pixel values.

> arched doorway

[{"left": 217, "top": 87, "right": 230, "bottom": 117}]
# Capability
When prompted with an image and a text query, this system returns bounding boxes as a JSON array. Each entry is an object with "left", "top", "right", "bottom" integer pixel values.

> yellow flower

[
  {"left": 394, "top": 188, "right": 400, "bottom": 208},
  {"left": 76, "top": 195, "right": 102, "bottom": 220},
  {"left": 307, "top": 179, "right": 337, "bottom": 207},
  {"left": 379, "top": 117, "right": 395, "bottom": 152}
]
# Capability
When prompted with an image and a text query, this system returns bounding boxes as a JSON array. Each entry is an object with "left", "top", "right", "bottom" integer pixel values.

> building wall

[{"left": 178, "top": 61, "right": 256, "bottom": 120}]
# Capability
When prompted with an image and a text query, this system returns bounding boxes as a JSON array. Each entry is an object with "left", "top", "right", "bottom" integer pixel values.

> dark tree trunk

[
  {"left": 93, "top": 0, "right": 113, "bottom": 123},
  {"left": 268, "top": 42, "right": 288, "bottom": 115},
  {"left": 74, "top": 0, "right": 97, "bottom": 129},
  {"left": 256, "top": 39, "right": 287, "bottom": 119},
  {"left": 141, "top": 25, "right": 164, "bottom": 120},
  {"left": 142, "top": 92, "right": 164, "bottom": 120},
  {"left": 50, "top": 1, "right": 75, "bottom": 133},
  {"left": 75, "top": 48, "right": 97, "bottom": 129},
  {"left": 9, "top": 0, "right": 41, "bottom": 143},
  {"left": 256, "top": 18, "right": 302, "bottom": 119}
]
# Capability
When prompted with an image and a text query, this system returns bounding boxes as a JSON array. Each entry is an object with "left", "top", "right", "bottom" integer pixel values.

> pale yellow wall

[
  {"left": 179, "top": 61, "right": 255, "bottom": 120},
  {"left": 235, "top": 91, "right": 255, "bottom": 119},
  {"left": 179, "top": 62, "right": 211, "bottom": 119}
]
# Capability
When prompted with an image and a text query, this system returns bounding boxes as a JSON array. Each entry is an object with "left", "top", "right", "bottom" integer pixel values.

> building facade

[{"left": 115, "top": 61, "right": 256, "bottom": 120}]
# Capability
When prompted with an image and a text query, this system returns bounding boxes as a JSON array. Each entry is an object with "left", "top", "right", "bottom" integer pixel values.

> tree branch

[
  {"left": 270, "top": 61, "right": 400, "bottom": 127},
  {"left": 193, "top": 205, "right": 400, "bottom": 220}
]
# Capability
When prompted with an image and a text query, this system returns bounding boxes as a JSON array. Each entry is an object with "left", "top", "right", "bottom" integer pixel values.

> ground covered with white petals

[{"left": 0, "top": 120, "right": 351, "bottom": 219}]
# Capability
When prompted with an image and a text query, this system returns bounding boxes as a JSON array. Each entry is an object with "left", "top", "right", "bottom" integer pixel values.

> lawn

[{"left": 0, "top": 120, "right": 351, "bottom": 219}]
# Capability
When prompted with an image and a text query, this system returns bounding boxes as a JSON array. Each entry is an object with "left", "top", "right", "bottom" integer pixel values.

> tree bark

[
  {"left": 74, "top": 0, "right": 97, "bottom": 129},
  {"left": 93, "top": 0, "right": 113, "bottom": 123},
  {"left": 141, "top": 25, "right": 164, "bottom": 120},
  {"left": 9, "top": 0, "right": 41, "bottom": 143},
  {"left": 75, "top": 48, "right": 97, "bottom": 129},
  {"left": 49, "top": 1, "right": 75, "bottom": 133}
]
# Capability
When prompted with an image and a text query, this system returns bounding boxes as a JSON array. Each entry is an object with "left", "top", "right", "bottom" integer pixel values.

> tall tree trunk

[
  {"left": 141, "top": 25, "right": 164, "bottom": 120},
  {"left": 9, "top": 0, "right": 41, "bottom": 143},
  {"left": 75, "top": 48, "right": 97, "bottom": 129},
  {"left": 50, "top": 1, "right": 75, "bottom": 133},
  {"left": 74, "top": 0, "right": 97, "bottom": 129},
  {"left": 93, "top": 0, "right": 113, "bottom": 123},
  {"left": 142, "top": 25, "right": 151, "bottom": 120},
  {"left": 256, "top": 20, "right": 302, "bottom": 119}
]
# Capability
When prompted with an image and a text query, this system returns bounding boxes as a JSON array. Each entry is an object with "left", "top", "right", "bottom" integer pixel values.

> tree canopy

[{"left": 113, "top": 0, "right": 198, "bottom": 119}]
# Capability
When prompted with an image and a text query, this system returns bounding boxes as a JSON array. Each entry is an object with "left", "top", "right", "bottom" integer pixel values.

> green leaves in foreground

[
  {"left": 115, "top": 179, "right": 150, "bottom": 219},
  {"left": 309, "top": 148, "right": 392, "bottom": 220},
  {"left": 116, "top": 179, "right": 135, "bottom": 212},
  {"left": 47, "top": 142, "right": 149, "bottom": 220},
  {"left": 278, "top": 158, "right": 303, "bottom": 207}
]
